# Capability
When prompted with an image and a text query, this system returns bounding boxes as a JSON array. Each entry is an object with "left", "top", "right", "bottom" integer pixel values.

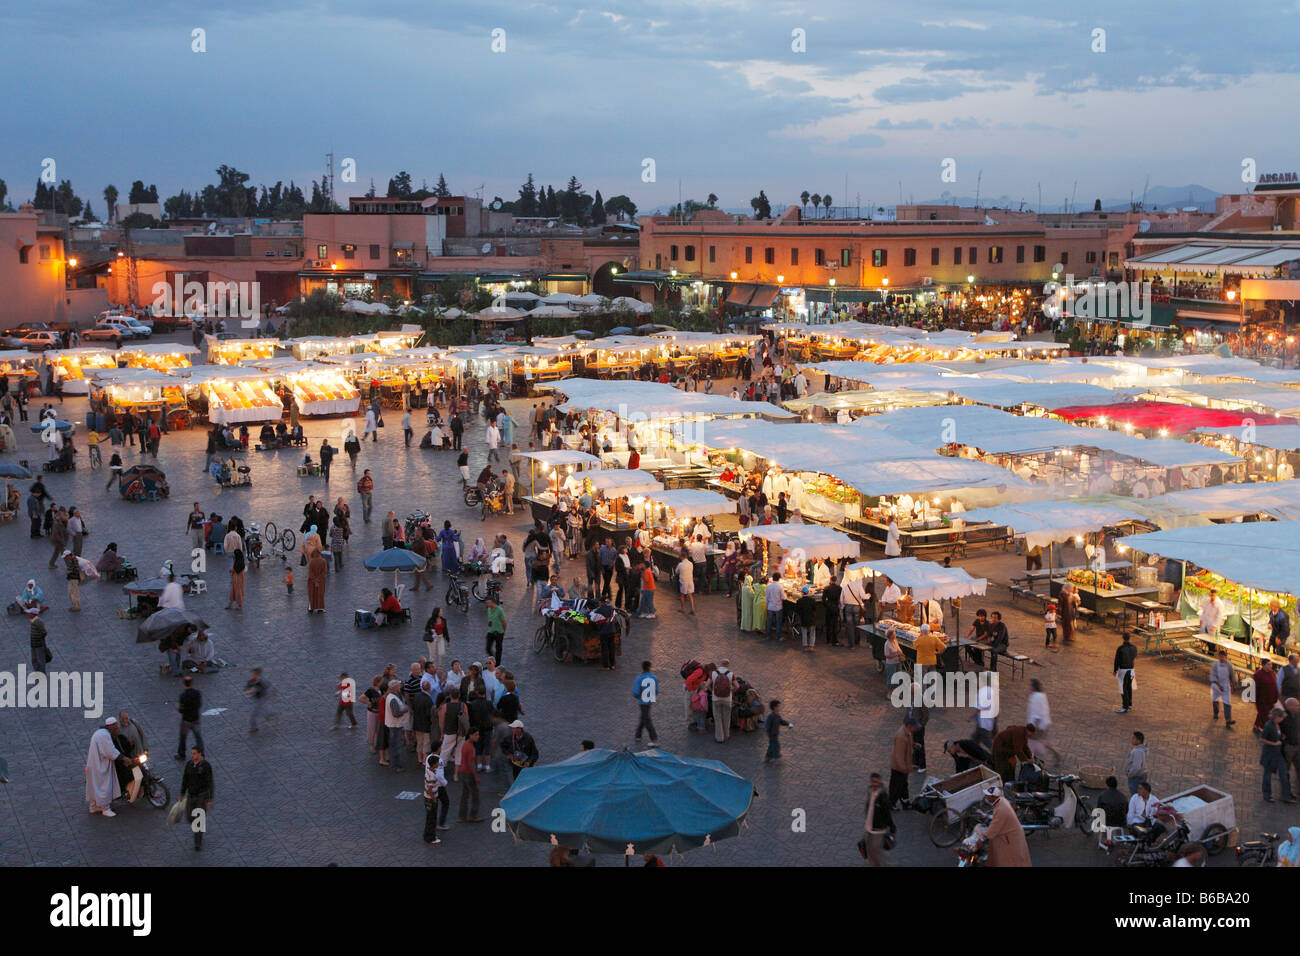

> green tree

[
  {"left": 0, "top": 178, "right": 7, "bottom": 211},
  {"left": 103, "top": 184, "right": 118, "bottom": 221},
  {"left": 34, "top": 179, "right": 52, "bottom": 210},
  {"left": 603, "top": 194, "right": 637, "bottom": 221},
  {"left": 560, "top": 176, "right": 588, "bottom": 222},
  {"left": 387, "top": 171, "right": 413, "bottom": 197},
  {"left": 707, "top": 193, "right": 718, "bottom": 208},
  {"left": 128, "top": 180, "right": 149, "bottom": 204},
  {"left": 750, "top": 190, "right": 771, "bottom": 219},
  {"left": 433, "top": 174, "right": 451, "bottom": 198},
  {"left": 543, "top": 186, "right": 558, "bottom": 217},
  {"left": 822, "top": 194, "right": 832, "bottom": 217},
  {"left": 517, "top": 173, "right": 538, "bottom": 217},
  {"left": 800, "top": 190, "right": 810, "bottom": 216},
  {"left": 120, "top": 211, "right": 160, "bottom": 229},
  {"left": 809, "top": 193, "right": 821, "bottom": 218},
  {"left": 55, "top": 180, "right": 83, "bottom": 217},
  {"left": 591, "top": 189, "right": 606, "bottom": 225},
  {"left": 83, "top": 200, "right": 98, "bottom": 221}
]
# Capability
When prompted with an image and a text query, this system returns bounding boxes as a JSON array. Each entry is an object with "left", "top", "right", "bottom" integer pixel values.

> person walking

[
  {"left": 328, "top": 519, "right": 346, "bottom": 572},
  {"left": 1210, "top": 650, "right": 1236, "bottom": 727},
  {"left": 319, "top": 439, "right": 335, "bottom": 482},
  {"left": 763, "top": 700, "right": 791, "bottom": 762},
  {"left": 334, "top": 672, "right": 358, "bottom": 729},
  {"left": 244, "top": 668, "right": 274, "bottom": 733},
  {"left": 858, "top": 772, "right": 897, "bottom": 867},
  {"left": 67, "top": 507, "right": 86, "bottom": 556},
  {"left": 63, "top": 549, "right": 82, "bottom": 612},
  {"left": 47, "top": 507, "right": 68, "bottom": 569},
  {"left": 711, "top": 662, "right": 738, "bottom": 743},
  {"left": 1261, "top": 707, "right": 1295, "bottom": 803},
  {"left": 356, "top": 469, "right": 374, "bottom": 524},
  {"left": 424, "top": 607, "right": 450, "bottom": 668},
  {"left": 175, "top": 675, "right": 203, "bottom": 759},
  {"left": 423, "top": 754, "right": 450, "bottom": 843},
  {"left": 226, "top": 545, "right": 246, "bottom": 610},
  {"left": 402, "top": 410, "right": 413, "bottom": 447},
  {"left": 636, "top": 559, "right": 657, "bottom": 619},
  {"left": 980, "top": 784, "right": 1032, "bottom": 867},
  {"left": 27, "top": 606, "right": 49, "bottom": 674},
  {"left": 633, "top": 661, "right": 659, "bottom": 747},
  {"left": 455, "top": 729, "right": 483, "bottom": 822},
  {"left": 1113, "top": 631, "right": 1137, "bottom": 714},
  {"left": 485, "top": 597, "right": 506, "bottom": 665},
  {"left": 383, "top": 679, "right": 408, "bottom": 771},
  {"left": 1025, "top": 679, "right": 1061, "bottom": 765},
  {"left": 889, "top": 717, "right": 917, "bottom": 808},
  {"left": 1254, "top": 660, "right": 1280, "bottom": 733},
  {"left": 307, "top": 549, "right": 327, "bottom": 613},
  {"left": 179, "top": 746, "right": 214, "bottom": 850},
  {"left": 363, "top": 406, "right": 378, "bottom": 443}
]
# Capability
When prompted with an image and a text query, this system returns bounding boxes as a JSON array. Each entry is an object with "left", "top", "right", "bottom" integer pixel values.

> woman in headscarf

[
  {"left": 301, "top": 525, "right": 323, "bottom": 563},
  {"left": 424, "top": 607, "right": 450, "bottom": 668},
  {"left": 226, "top": 545, "right": 246, "bottom": 610},
  {"left": 437, "top": 521, "right": 461, "bottom": 574},
  {"left": 307, "top": 549, "right": 328, "bottom": 613},
  {"left": 95, "top": 543, "right": 125, "bottom": 575},
  {"left": 17, "top": 579, "right": 43, "bottom": 609},
  {"left": 467, "top": 537, "right": 488, "bottom": 565},
  {"left": 721, "top": 541, "right": 738, "bottom": 599}
]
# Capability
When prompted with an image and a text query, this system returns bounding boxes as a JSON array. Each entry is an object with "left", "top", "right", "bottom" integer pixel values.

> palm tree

[
  {"left": 800, "top": 190, "right": 810, "bottom": 216},
  {"left": 822, "top": 194, "right": 833, "bottom": 218},
  {"left": 103, "top": 184, "right": 118, "bottom": 223},
  {"left": 810, "top": 194, "right": 821, "bottom": 218},
  {"left": 706, "top": 193, "right": 718, "bottom": 208}
]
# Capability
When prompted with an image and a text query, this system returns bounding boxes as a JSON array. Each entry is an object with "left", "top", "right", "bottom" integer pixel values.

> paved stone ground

[{"left": 1, "top": 338, "right": 1294, "bottom": 867}]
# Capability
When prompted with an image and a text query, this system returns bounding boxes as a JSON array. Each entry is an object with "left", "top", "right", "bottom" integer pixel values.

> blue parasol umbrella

[
  {"left": 363, "top": 546, "right": 426, "bottom": 589},
  {"left": 0, "top": 463, "right": 32, "bottom": 478},
  {"left": 570, "top": 329, "right": 594, "bottom": 338},
  {"left": 30, "top": 420, "right": 73, "bottom": 433},
  {"left": 608, "top": 326, "right": 634, "bottom": 335},
  {"left": 500, "top": 747, "right": 754, "bottom": 857}
]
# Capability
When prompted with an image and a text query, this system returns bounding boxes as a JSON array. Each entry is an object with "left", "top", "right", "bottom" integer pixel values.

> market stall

[
  {"left": 205, "top": 335, "right": 280, "bottom": 366},
  {"left": 176, "top": 365, "right": 283, "bottom": 424},
  {"left": 285, "top": 335, "right": 366, "bottom": 361},
  {"left": 0, "top": 350, "right": 42, "bottom": 396},
  {"left": 738, "top": 524, "right": 860, "bottom": 641},
  {"left": 1116, "top": 521, "right": 1300, "bottom": 648},
  {"left": 88, "top": 368, "right": 186, "bottom": 422},
  {"left": 249, "top": 361, "right": 360, "bottom": 417},
  {"left": 120, "top": 342, "right": 199, "bottom": 373},
  {"left": 843, "top": 556, "right": 988, "bottom": 668},
  {"left": 45, "top": 348, "right": 119, "bottom": 395},
  {"left": 518, "top": 449, "right": 603, "bottom": 525}
]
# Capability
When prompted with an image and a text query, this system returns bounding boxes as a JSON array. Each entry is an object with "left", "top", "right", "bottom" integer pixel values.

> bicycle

[
  {"left": 445, "top": 573, "right": 470, "bottom": 613},
  {"left": 262, "top": 521, "right": 296, "bottom": 561},
  {"left": 532, "top": 615, "right": 556, "bottom": 655}
]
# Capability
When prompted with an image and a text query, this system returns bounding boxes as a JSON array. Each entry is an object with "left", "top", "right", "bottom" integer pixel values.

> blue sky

[{"left": 1, "top": 0, "right": 1294, "bottom": 213}]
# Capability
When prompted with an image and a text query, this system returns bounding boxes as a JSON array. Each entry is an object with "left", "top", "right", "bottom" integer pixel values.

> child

[
  {"left": 105, "top": 450, "right": 123, "bottom": 492},
  {"left": 334, "top": 672, "right": 357, "bottom": 729},
  {"left": 763, "top": 700, "right": 792, "bottom": 763},
  {"left": 1044, "top": 603, "right": 1058, "bottom": 648},
  {"left": 283, "top": 567, "right": 294, "bottom": 594}
]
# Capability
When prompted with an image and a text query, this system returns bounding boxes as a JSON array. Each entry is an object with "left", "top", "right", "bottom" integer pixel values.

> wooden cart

[
  {"left": 920, "top": 764, "right": 1003, "bottom": 847},
  {"left": 1162, "top": 784, "right": 1236, "bottom": 855}
]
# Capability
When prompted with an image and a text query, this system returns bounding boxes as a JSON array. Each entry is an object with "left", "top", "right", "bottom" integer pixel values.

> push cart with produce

[
  {"left": 914, "top": 764, "right": 1004, "bottom": 847},
  {"left": 535, "top": 603, "right": 627, "bottom": 664}
]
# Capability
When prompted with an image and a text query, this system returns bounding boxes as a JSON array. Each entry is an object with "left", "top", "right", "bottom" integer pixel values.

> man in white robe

[{"left": 85, "top": 717, "right": 122, "bottom": 816}]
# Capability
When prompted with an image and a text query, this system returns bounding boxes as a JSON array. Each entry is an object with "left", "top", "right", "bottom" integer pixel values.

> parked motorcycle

[
  {"left": 1010, "top": 773, "right": 1091, "bottom": 835},
  {"left": 954, "top": 840, "right": 988, "bottom": 867},
  {"left": 1236, "top": 831, "right": 1281, "bottom": 867},
  {"left": 244, "top": 523, "right": 264, "bottom": 569},
  {"left": 1107, "top": 820, "right": 1204, "bottom": 867}
]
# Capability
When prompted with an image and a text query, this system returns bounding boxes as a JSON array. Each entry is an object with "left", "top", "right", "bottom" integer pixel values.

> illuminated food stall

[
  {"left": 843, "top": 557, "right": 988, "bottom": 665},
  {"left": 205, "top": 335, "right": 280, "bottom": 366},
  {"left": 0, "top": 350, "right": 42, "bottom": 396},
  {"left": 177, "top": 365, "right": 283, "bottom": 424},
  {"left": 564, "top": 468, "right": 664, "bottom": 543},
  {"left": 362, "top": 352, "right": 451, "bottom": 407},
  {"left": 1117, "top": 521, "right": 1300, "bottom": 667},
  {"left": 286, "top": 336, "right": 366, "bottom": 361},
  {"left": 271, "top": 362, "right": 361, "bottom": 417},
  {"left": 88, "top": 369, "right": 186, "bottom": 421},
  {"left": 518, "top": 449, "right": 602, "bottom": 525},
  {"left": 369, "top": 328, "right": 425, "bottom": 353},
  {"left": 119, "top": 342, "right": 199, "bottom": 373},
  {"left": 638, "top": 488, "right": 737, "bottom": 578},
  {"left": 738, "top": 524, "right": 860, "bottom": 639},
  {"left": 45, "top": 348, "right": 119, "bottom": 395},
  {"left": 511, "top": 346, "right": 573, "bottom": 389}
]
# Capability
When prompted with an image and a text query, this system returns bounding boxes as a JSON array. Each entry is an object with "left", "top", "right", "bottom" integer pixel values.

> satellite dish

[
  {"left": 546, "top": 220, "right": 556, "bottom": 229},
  {"left": 1138, "top": 219, "right": 1151, "bottom": 233},
  {"left": 481, "top": 242, "right": 492, "bottom": 254}
]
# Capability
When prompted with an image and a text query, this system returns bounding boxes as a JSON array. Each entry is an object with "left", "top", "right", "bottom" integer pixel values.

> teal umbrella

[
  {"left": 364, "top": 547, "right": 426, "bottom": 589},
  {"left": 501, "top": 747, "right": 753, "bottom": 857}
]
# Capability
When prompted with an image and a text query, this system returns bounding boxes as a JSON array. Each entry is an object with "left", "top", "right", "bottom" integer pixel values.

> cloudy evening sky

[{"left": 1, "top": 0, "right": 1294, "bottom": 213}]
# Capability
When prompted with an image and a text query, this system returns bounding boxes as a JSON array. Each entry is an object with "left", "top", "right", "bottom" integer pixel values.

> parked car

[
  {"left": 8, "top": 331, "right": 62, "bottom": 351},
  {"left": 147, "top": 312, "right": 193, "bottom": 333},
  {"left": 122, "top": 317, "right": 152, "bottom": 338},
  {"left": 96, "top": 316, "right": 145, "bottom": 340},
  {"left": 81, "top": 323, "right": 126, "bottom": 346}
]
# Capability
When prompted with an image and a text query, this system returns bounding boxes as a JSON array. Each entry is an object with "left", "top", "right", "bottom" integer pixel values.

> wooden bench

[{"left": 1075, "top": 608, "right": 1096, "bottom": 631}]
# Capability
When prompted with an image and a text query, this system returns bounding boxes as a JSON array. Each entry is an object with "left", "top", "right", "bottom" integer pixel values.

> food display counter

[
  {"left": 46, "top": 348, "right": 119, "bottom": 395},
  {"left": 286, "top": 336, "right": 366, "bottom": 361},
  {"left": 89, "top": 369, "right": 186, "bottom": 418},
  {"left": 1050, "top": 568, "right": 1155, "bottom": 616},
  {"left": 1178, "top": 569, "right": 1296, "bottom": 643},
  {"left": 178, "top": 366, "right": 283, "bottom": 424},
  {"left": 205, "top": 336, "right": 280, "bottom": 366},
  {"left": 120, "top": 343, "right": 198, "bottom": 373},
  {"left": 0, "top": 350, "right": 42, "bottom": 396},
  {"left": 283, "top": 366, "right": 360, "bottom": 416}
]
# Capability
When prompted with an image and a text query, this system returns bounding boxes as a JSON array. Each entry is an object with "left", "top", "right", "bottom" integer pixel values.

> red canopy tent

[{"left": 1052, "top": 400, "right": 1296, "bottom": 435}]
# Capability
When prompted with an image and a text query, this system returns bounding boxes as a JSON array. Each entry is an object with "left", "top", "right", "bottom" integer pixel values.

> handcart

[
  {"left": 1161, "top": 784, "right": 1236, "bottom": 855},
  {"left": 917, "top": 764, "right": 1004, "bottom": 847}
]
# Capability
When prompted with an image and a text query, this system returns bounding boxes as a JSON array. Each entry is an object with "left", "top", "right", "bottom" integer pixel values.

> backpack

[
  {"left": 712, "top": 671, "right": 733, "bottom": 699},
  {"left": 691, "top": 688, "right": 709, "bottom": 712},
  {"left": 680, "top": 659, "right": 701, "bottom": 680}
]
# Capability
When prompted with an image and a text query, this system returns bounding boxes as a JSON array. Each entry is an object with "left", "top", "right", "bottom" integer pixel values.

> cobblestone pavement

[{"left": 1, "top": 344, "right": 1294, "bottom": 867}]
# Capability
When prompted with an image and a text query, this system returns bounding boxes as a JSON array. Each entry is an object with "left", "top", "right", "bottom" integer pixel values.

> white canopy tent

[
  {"left": 540, "top": 293, "right": 581, "bottom": 306},
  {"left": 739, "top": 524, "right": 860, "bottom": 560},
  {"left": 843, "top": 557, "right": 988, "bottom": 602},
  {"left": 642, "top": 488, "right": 737, "bottom": 519},
  {"left": 1116, "top": 521, "right": 1300, "bottom": 596},
  {"left": 828, "top": 457, "right": 1032, "bottom": 499},
  {"left": 957, "top": 501, "right": 1147, "bottom": 550},
  {"left": 1193, "top": 424, "right": 1300, "bottom": 451},
  {"left": 609, "top": 296, "right": 654, "bottom": 313},
  {"left": 577, "top": 468, "right": 664, "bottom": 497},
  {"left": 543, "top": 378, "right": 792, "bottom": 420},
  {"left": 516, "top": 449, "right": 601, "bottom": 468},
  {"left": 527, "top": 305, "right": 580, "bottom": 318}
]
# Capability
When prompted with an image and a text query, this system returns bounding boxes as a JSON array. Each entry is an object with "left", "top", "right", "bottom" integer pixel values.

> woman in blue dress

[{"left": 437, "top": 520, "right": 461, "bottom": 574}]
